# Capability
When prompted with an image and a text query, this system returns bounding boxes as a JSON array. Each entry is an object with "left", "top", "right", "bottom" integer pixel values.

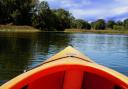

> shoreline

[
  {"left": 64, "top": 29, "right": 128, "bottom": 35},
  {"left": 0, "top": 25, "right": 41, "bottom": 32},
  {"left": 0, "top": 25, "right": 128, "bottom": 35}
]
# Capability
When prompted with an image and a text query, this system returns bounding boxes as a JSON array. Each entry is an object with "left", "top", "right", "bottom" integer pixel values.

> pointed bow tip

[
  {"left": 64, "top": 46, "right": 78, "bottom": 52},
  {"left": 45, "top": 46, "right": 94, "bottom": 63},
  {"left": 65, "top": 46, "right": 75, "bottom": 49}
]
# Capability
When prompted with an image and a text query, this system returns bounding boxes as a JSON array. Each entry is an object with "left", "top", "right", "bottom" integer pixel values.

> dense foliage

[
  {"left": 93, "top": 19, "right": 106, "bottom": 30},
  {"left": 71, "top": 19, "right": 91, "bottom": 29},
  {"left": 0, "top": 0, "right": 37, "bottom": 25},
  {"left": 0, "top": 0, "right": 128, "bottom": 31},
  {"left": 107, "top": 20, "right": 116, "bottom": 29}
]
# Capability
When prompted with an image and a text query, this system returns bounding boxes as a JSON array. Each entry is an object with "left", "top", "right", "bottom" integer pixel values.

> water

[{"left": 0, "top": 32, "right": 128, "bottom": 85}]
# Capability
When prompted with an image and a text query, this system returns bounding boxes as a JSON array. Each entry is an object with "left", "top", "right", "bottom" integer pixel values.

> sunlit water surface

[{"left": 0, "top": 32, "right": 128, "bottom": 85}]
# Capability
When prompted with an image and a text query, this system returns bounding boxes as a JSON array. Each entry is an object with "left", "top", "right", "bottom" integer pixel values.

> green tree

[
  {"left": 94, "top": 19, "right": 106, "bottom": 30},
  {"left": 69, "top": 16, "right": 76, "bottom": 28},
  {"left": 113, "top": 25, "right": 124, "bottom": 30},
  {"left": 91, "top": 22, "right": 95, "bottom": 30},
  {"left": 116, "top": 21, "right": 123, "bottom": 26},
  {"left": 0, "top": 1, "right": 4, "bottom": 23},
  {"left": 53, "top": 9, "right": 73, "bottom": 31},
  {"left": 12, "top": 0, "right": 38, "bottom": 25},
  {"left": 32, "top": 1, "right": 74, "bottom": 31},
  {"left": 72, "top": 19, "right": 91, "bottom": 29},
  {"left": 0, "top": 0, "right": 38, "bottom": 25},
  {"left": 107, "top": 20, "right": 116, "bottom": 29},
  {"left": 32, "top": 1, "right": 57, "bottom": 31},
  {"left": 123, "top": 18, "right": 128, "bottom": 29},
  {"left": 0, "top": 0, "right": 15, "bottom": 24}
]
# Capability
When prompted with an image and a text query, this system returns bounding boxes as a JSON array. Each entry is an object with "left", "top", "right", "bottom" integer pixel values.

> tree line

[{"left": 0, "top": 0, "right": 128, "bottom": 31}]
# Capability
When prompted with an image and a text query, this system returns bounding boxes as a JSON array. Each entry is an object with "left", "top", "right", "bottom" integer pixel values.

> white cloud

[
  {"left": 40, "top": 0, "right": 128, "bottom": 21},
  {"left": 43, "top": 0, "right": 54, "bottom": 2},
  {"left": 70, "top": 9, "right": 103, "bottom": 19},
  {"left": 114, "top": 0, "right": 128, "bottom": 3},
  {"left": 42, "top": 0, "right": 92, "bottom": 8},
  {"left": 60, "top": 0, "right": 91, "bottom": 8},
  {"left": 112, "top": 6, "right": 128, "bottom": 15}
]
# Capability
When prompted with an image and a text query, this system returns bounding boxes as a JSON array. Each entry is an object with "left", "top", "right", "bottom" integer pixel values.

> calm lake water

[{"left": 0, "top": 32, "right": 128, "bottom": 85}]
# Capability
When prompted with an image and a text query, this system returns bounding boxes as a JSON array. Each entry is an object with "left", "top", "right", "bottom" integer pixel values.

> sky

[{"left": 40, "top": 0, "right": 128, "bottom": 21}]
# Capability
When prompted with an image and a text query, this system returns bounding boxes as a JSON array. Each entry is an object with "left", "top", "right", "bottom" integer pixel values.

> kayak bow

[{"left": 0, "top": 46, "right": 128, "bottom": 89}]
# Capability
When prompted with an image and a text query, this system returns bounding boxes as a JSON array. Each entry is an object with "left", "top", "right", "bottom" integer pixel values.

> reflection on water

[{"left": 0, "top": 32, "right": 128, "bottom": 85}]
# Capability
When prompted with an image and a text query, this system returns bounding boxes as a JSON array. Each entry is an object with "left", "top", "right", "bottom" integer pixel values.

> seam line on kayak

[{"left": 26, "top": 56, "right": 92, "bottom": 71}]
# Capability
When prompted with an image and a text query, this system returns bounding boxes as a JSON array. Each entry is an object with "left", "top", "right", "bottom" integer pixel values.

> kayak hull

[{"left": 0, "top": 46, "right": 128, "bottom": 89}]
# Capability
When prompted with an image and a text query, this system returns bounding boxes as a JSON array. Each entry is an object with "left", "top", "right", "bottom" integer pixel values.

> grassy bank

[
  {"left": 0, "top": 25, "right": 41, "bottom": 32},
  {"left": 0, "top": 25, "right": 128, "bottom": 35},
  {"left": 65, "top": 29, "right": 128, "bottom": 35}
]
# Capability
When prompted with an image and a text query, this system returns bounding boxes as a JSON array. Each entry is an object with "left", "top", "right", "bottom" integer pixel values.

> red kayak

[{"left": 0, "top": 46, "right": 128, "bottom": 89}]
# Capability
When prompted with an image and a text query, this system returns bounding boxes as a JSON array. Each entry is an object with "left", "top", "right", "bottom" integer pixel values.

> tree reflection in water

[{"left": 0, "top": 32, "right": 71, "bottom": 85}]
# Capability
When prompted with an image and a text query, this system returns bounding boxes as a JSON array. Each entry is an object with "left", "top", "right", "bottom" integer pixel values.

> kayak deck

[{"left": 0, "top": 46, "right": 128, "bottom": 89}]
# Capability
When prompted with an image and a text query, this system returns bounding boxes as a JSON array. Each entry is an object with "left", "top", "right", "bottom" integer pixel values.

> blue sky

[{"left": 40, "top": 0, "right": 128, "bottom": 21}]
